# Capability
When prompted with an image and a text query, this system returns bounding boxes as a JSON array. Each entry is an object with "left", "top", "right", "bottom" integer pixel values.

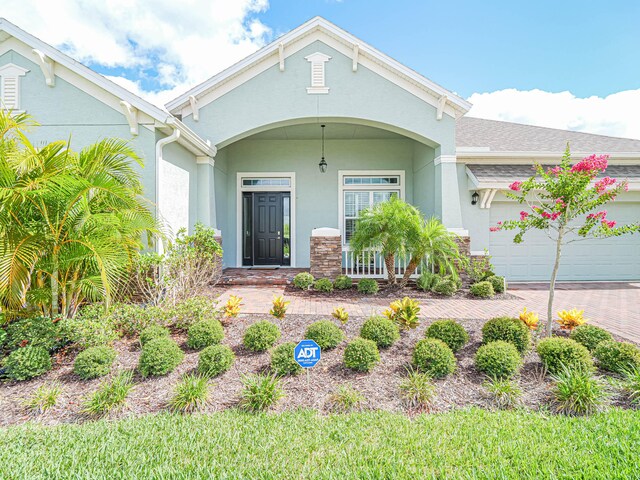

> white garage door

[{"left": 489, "top": 202, "right": 640, "bottom": 281}]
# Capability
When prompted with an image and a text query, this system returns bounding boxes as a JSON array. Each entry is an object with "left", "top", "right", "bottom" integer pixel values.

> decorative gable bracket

[
  {"left": 304, "top": 52, "right": 331, "bottom": 94},
  {"left": 0, "top": 63, "right": 29, "bottom": 111},
  {"left": 32, "top": 49, "right": 55, "bottom": 87},
  {"left": 119, "top": 100, "right": 139, "bottom": 136}
]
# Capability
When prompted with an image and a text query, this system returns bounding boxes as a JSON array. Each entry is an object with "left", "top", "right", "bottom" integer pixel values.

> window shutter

[
  {"left": 2, "top": 76, "right": 19, "bottom": 109},
  {"left": 311, "top": 62, "right": 324, "bottom": 87}
]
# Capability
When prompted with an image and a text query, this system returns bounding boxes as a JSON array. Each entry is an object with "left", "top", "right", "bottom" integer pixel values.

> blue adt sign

[{"left": 294, "top": 339, "right": 321, "bottom": 368}]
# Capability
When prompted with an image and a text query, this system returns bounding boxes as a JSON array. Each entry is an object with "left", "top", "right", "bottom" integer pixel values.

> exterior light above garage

[{"left": 471, "top": 191, "right": 479, "bottom": 205}]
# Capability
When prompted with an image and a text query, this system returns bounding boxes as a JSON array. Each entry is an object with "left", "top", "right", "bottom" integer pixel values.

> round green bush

[
  {"left": 138, "top": 337, "right": 184, "bottom": 377},
  {"left": 482, "top": 317, "right": 531, "bottom": 355},
  {"left": 470, "top": 281, "right": 495, "bottom": 298},
  {"left": 243, "top": 321, "right": 281, "bottom": 352},
  {"left": 412, "top": 338, "right": 456, "bottom": 378},
  {"left": 570, "top": 325, "right": 614, "bottom": 352},
  {"left": 187, "top": 319, "right": 224, "bottom": 350},
  {"left": 344, "top": 338, "right": 380, "bottom": 372},
  {"left": 270, "top": 342, "right": 303, "bottom": 376},
  {"left": 139, "top": 324, "right": 170, "bottom": 347},
  {"left": 3, "top": 346, "right": 52, "bottom": 381},
  {"left": 487, "top": 276, "right": 507, "bottom": 294},
  {"left": 536, "top": 337, "right": 593, "bottom": 375},
  {"left": 314, "top": 278, "right": 334, "bottom": 293},
  {"left": 360, "top": 315, "right": 400, "bottom": 348},
  {"left": 197, "top": 344, "right": 235, "bottom": 378},
  {"left": 305, "top": 320, "right": 344, "bottom": 350},
  {"left": 5, "top": 316, "right": 62, "bottom": 351},
  {"left": 293, "top": 272, "right": 314, "bottom": 290},
  {"left": 357, "top": 278, "right": 379, "bottom": 295},
  {"left": 333, "top": 275, "right": 353, "bottom": 290},
  {"left": 73, "top": 346, "right": 116, "bottom": 380},
  {"left": 432, "top": 278, "right": 457, "bottom": 296},
  {"left": 594, "top": 340, "right": 640, "bottom": 374},
  {"left": 426, "top": 319, "right": 469, "bottom": 353},
  {"left": 475, "top": 341, "right": 522, "bottom": 379}
]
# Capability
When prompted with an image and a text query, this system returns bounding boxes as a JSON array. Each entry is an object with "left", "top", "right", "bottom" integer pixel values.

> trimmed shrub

[
  {"left": 426, "top": 320, "right": 469, "bottom": 353},
  {"left": 360, "top": 315, "right": 400, "bottom": 348},
  {"left": 5, "top": 316, "right": 62, "bottom": 352},
  {"left": 168, "top": 296, "right": 219, "bottom": 330},
  {"left": 243, "top": 321, "right": 281, "bottom": 352},
  {"left": 432, "top": 278, "right": 458, "bottom": 297},
  {"left": 475, "top": 341, "right": 522, "bottom": 379},
  {"left": 482, "top": 317, "right": 531, "bottom": 355},
  {"left": 0, "top": 328, "right": 6, "bottom": 349},
  {"left": 344, "top": 338, "right": 380, "bottom": 372},
  {"left": 108, "top": 303, "right": 156, "bottom": 336},
  {"left": 197, "top": 344, "right": 235, "bottom": 378},
  {"left": 73, "top": 346, "right": 117, "bottom": 380},
  {"left": 470, "top": 281, "right": 495, "bottom": 298},
  {"left": 357, "top": 278, "right": 379, "bottom": 295},
  {"left": 61, "top": 315, "right": 119, "bottom": 350},
  {"left": 139, "top": 325, "right": 170, "bottom": 347},
  {"left": 333, "top": 275, "right": 353, "bottom": 290},
  {"left": 270, "top": 342, "right": 303, "bottom": 376},
  {"left": 537, "top": 337, "right": 593, "bottom": 375},
  {"left": 314, "top": 278, "right": 334, "bottom": 293},
  {"left": 293, "top": 272, "right": 314, "bottom": 290},
  {"left": 412, "top": 338, "right": 456, "bottom": 379},
  {"left": 487, "top": 275, "right": 507, "bottom": 293},
  {"left": 594, "top": 340, "right": 640, "bottom": 374},
  {"left": 416, "top": 271, "right": 439, "bottom": 292},
  {"left": 3, "top": 346, "right": 52, "bottom": 381},
  {"left": 305, "top": 320, "right": 344, "bottom": 350},
  {"left": 570, "top": 325, "right": 614, "bottom": 353},
  {"left": 187, "top": 319, "right": 224, "bottom": 350},
  {"left": 138, "top": 338, "right": 184, "bottom": 377}
]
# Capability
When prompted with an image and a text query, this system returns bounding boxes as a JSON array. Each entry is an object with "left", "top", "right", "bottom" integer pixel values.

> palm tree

[
  {"left": 399, "top": 217, "right": 466, "bottom": 287},
  {"left": 349, "top": 197, "right": 422, "bottom": 285},
  {"left": 0, "top": 111, "right": 161, "bottom": 317}
]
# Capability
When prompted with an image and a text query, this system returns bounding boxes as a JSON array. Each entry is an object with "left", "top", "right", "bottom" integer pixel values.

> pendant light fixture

[{"left": 319, "top": 124, "right": 327, "bottom": 173}]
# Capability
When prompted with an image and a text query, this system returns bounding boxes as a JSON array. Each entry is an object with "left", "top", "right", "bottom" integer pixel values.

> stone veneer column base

[{"left": 309, "top": 228, "right": 342, "bottom": 280}]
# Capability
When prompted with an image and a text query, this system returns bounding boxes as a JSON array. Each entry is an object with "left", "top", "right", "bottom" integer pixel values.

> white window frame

[
  {"left": 338, "top": 170, "right": 405, "bottom": 246},
  {"left": 236, "top": 172, "right": 296, "bottom": 267}
]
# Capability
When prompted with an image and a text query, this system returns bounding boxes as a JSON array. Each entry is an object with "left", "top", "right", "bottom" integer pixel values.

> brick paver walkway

[{"left": 218, "top": 283, "right": 640, "bottom": 343}]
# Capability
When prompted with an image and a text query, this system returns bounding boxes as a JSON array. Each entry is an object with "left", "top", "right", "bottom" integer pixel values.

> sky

[{"left": 3, "top": 0, "right": 640, "bottom": 138}]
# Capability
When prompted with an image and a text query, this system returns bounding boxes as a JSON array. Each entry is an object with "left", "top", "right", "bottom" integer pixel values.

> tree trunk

[
  {"left": 384, "top": 254, "right": 396, "bottom": 284},
  {"left": 51, "top": 252, "right": 59, "bottom": 317},
  {"left": 546, "top": 226, "right": 565, "bottom": 337},
  {"left": 399, "top": 257, "right": 419, "bottom": 288}
]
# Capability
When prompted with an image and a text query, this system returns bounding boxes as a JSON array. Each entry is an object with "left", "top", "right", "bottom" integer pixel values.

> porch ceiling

[{"left": 248, "top": 122, "right": 406, "bottom": 140}]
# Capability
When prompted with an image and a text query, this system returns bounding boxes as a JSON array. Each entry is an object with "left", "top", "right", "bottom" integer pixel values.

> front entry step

[{"left": 220, "top": 268, "right": 308, "bottom": 286}]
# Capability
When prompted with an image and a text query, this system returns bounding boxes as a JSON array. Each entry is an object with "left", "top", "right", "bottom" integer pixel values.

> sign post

[{"left": 294, "top": 339, "right": 321, "bottom": 389}]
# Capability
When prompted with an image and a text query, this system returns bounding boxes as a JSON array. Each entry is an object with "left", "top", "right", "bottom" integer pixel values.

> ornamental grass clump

[
  {"left": 3, "top": 346, "right": 52, "bottom": 381},
  {"left": 333, "top": 275, "right": 353, "bottom": 290},
  {"left": 383, "top": 297, "right": 421, "bottom": 330},
  {"left": 138, "top": 338, "right": 184, "bottom": 377},
  {"left": 314, "top": 278, "right": 334, "bottom": 293},
  {"left": 344, "top": 338, "right": 380, "bottom": 372},
  {"left": 139, "top": 325, "right": 170, "bottom": 347},
  {"left": 360, "top": 315, "right": 400, "bottom": 348},
  {"left": 536, "top": 337, "right": 593, "bottom": 375},
  {"left": 622, "top": 366, "right": 640, "bottom": 405},
  {"left": 270, "top": 342, "right": 303, "bottom": 376},
  {"left": 398, "top": 367, "right": 436, "bottom": 411},
  {"left": 483, "top": 377, "right": 522, "bottom": 410},
  {"left": 81, "top": 370, "right": 134, "bottom": 417},
  {"left": 239, "top": 373, "right": 284, "bottom": 412},
  {"left": 551, "top": 365, "right": 609, "bottom": 416},
  {"left": 169, "top": 374, "right": 210, "bottom": 413},
  {"left": 73, "top": 346, "right": 117, "bottom": 380},
  {"left": 197, "top": 344, "right": 235, "bottom": 378},
  {"left": 412, "top": 338, "right": 456, "bottom": 379},
  {"left": 482, "top": 317, "right": 531, "bottom": 355},
  {"left": 594, "top": 340, "right": 640, "bottom": 374},
  {"left": 357, "top": 278, "right": 379, "bottom": 295},
  {"left": 328, "top": 384, "right": 365, "bottom": 413},
  {"left": 187, "top": 319, "right": 224, "bottom": 350},
  {"left": 293, "top": 272, "right": 314, "bottom": 290},
  {"left": 570, "top": 325, "right": 614, "bottom": 352},
  {"left": 425, "top": 320, "right": 469, "bottom": 353},
  {"left": 470, "top": 281, "right": 495, "bottom": 298},
  {"left": 23, "top": 382, "right": 62, "bottom": 414},
  {"left": 243, "top": 321, "right": 281, "bottom": 352},
  {"left": 475, "top": 341, "right": 522, "bottom": 379},
  {"left": 305, "top": 320, "right": 344, "bottom": 350}
]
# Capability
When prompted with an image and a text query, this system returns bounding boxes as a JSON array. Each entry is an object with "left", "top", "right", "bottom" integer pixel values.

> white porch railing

[{"left": 342, "top": 246, "right": 425, "bottom": 279}]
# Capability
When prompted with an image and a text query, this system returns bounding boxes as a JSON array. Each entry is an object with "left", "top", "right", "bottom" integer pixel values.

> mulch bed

[{"left": 0, "top": 315, "right": 634, "bottom": 427}]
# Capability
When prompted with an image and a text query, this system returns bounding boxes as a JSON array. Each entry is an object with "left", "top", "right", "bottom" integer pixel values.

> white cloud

[
  {"left": 467, "top": 88, "right": 640, "bottom": 140},
  {"left": 3, "top": 0, "right": 272, "bottom": 106}
]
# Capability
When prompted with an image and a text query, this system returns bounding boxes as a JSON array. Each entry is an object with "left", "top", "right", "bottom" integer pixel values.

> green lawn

[{"left": 2, "top": 408, "right": 639, "bottom": 479}]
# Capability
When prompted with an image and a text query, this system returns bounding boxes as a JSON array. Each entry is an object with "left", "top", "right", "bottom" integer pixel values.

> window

[
  {"left": 343, "top": 190, "right": 399, "bottom": 243},
  {"left": 343, "top": 176, "right": 399, "bottom": 185},
  {"left": 0, "top": 63, "right": 30, "bottom": 112},
  {"left": 242, "top": 178, "right": 291, "bottom": 187}
]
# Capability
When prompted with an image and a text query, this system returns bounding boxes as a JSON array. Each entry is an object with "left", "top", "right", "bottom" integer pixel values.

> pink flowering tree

[{"left": 491, "top": 147, "right": 639, "bottom": 336}]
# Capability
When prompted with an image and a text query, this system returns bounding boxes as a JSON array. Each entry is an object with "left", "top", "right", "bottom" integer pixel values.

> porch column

[
  {"left": 310, "top": 228, "right": 342, "bottom": 279},
  {"left": 434, "top": 155, "right": 465, "bottom": 231},
  {"left": 196, "top": 156, "right": 217, "bottom": 228}
]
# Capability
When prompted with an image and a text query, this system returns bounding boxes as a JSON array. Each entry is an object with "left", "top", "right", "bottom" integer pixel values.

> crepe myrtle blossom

[{"left": 488, "top": 147, "right": 639, "bottom": 336}]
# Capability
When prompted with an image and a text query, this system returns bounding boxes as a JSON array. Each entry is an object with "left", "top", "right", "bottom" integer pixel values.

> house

[{"left": 1, "top": 16, "right": 638, "bottom": 282}]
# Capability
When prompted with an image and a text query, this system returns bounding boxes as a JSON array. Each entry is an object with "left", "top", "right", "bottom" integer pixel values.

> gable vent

[
  {"left": 0, "top": 63, "right": 30, "bottom": 112},
  {"left": 304, "top": 52, "right": 331, "bottom": 94}
]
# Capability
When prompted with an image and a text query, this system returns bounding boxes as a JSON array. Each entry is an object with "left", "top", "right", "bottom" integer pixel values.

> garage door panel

[{"left": 489, "top": 202, "right": 640, "bottom": 281}]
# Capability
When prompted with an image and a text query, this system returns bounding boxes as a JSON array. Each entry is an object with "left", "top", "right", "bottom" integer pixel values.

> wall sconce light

[{"left": 471, "top": 191, "right": 479, "bottom": 205}]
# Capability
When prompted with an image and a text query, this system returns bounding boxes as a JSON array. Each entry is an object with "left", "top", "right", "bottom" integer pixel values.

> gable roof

[
  {"left": 0, "top": 17, "right": 215, "bottom": 157},
  {"left": 457, "top": 117, "right": 640, "bottom": 157},
  {"left": 166, "top": 16, "right": 472, "bottom": 118}
]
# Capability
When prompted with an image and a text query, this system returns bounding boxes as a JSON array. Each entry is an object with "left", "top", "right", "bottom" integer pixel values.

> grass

[
  {"left": 398, "top": 368, "right": 436, "bottom": 410},
  {"left": 81, "top": 371, "right": 134, "bottom": 417},
  {"left": 23, "top": 383, "right": 62, "bottom": 414},
  {"left": 238, "top": 373, "right": 284, "bottom": 412},
  {"left": 1, "top": 409, "right": 640, "bottom": 478},
  {"left": 169, "top": 374, "right": 210, "bottom": 413},
  {"left": 483, "top": 377, "right": 523, "bottom": 410},
  {"left": 327, "top": 383, "right": 365, "bottom": 412}
]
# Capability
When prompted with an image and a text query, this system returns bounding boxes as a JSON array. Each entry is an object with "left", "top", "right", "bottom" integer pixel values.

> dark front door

[{"left": 252, "top": 192, "right": 285, "bottom": 265}]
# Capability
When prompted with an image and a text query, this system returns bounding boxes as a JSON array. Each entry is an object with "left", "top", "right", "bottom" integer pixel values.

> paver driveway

[{"left": 217, "top": 283, "right": 640, "bottom": 343}]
